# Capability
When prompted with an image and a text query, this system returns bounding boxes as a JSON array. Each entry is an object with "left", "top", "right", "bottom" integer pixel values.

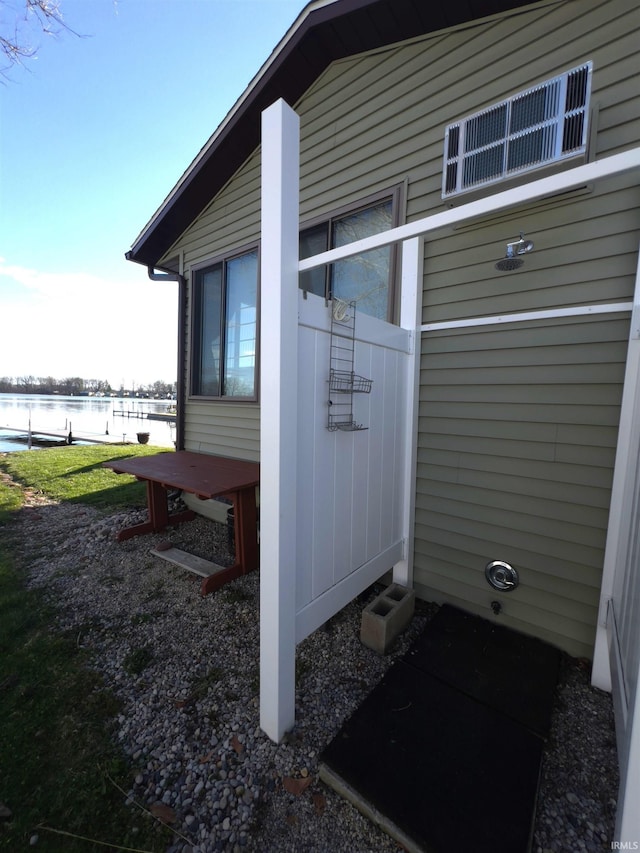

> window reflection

[
  {"left": 299, "top": 198, "right": 393, "bottom": 321},
  {"left": 224, "top": 251, "right": 258, "bottom": 397},
  {"left": 192, "top": 249, "right": 258, "bottom": 398}
]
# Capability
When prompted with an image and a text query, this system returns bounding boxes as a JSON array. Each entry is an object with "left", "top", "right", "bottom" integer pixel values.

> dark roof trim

[{"left": 128, "top": 0, "right": 537, "bottom": 269}]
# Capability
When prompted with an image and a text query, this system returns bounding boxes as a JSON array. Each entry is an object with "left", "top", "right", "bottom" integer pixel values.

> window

[
  {"left": 443, "top": 62, "right": 592, "bottom": 198},
  {"left": 191, "top": 248, "right": 258, "bottom": 398},
  {"left": 299, "top": 198, "right": 394, "bottom": 321}
]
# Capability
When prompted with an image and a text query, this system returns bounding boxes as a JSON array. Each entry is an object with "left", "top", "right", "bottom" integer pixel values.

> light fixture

[{"left": 495, "top": 232, "right": 534, "bottom": 271}]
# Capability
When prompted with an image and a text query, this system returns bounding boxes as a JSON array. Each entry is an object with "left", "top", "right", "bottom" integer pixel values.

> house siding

[
  {"left": 416, "top": 314, "right": 630, "bottom": 658},
  {"left": 183, "top": 402, "right": 260, "bottom": 461},
  {"left": 422, "top": 179, "right": 640, "bottom": 323},
  {"left": 159, "top": 0, "right": 639, "bottom": 654},
  {"left": 178, "top": 152, "right": 262, "bottom": 267}
]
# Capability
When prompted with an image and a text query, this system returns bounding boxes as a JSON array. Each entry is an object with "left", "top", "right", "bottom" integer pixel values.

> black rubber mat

[
  {"left": 320, "top": 605, "right": 561, "bottom": 853},
  {"left": 403, "top": 604, "right": 561, "bottom": 738}
]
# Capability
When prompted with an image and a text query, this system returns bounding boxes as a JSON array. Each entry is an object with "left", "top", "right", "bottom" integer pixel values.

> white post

[
  {"left": 592, "top": 244, "right": 640, "bottom": 692},
  {"left": 259, "top": 99, "right": 300, "bottom": 743},
  {"left": 393, "top": 236, "right": 423, "bottom": 587}
]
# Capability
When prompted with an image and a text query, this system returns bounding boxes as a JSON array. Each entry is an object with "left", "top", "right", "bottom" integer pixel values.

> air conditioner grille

[{"left": 442, "top": 62, "right": 592, "bottom": 198}]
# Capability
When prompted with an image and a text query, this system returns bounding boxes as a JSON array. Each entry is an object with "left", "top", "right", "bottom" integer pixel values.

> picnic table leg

[
  {"left": 115, "top": 480, "right": 159, "bottom": 541},
  {"left": 147, "top": 480, "right": 169, "bottom": 530},
  {"left": 116, "top": 480, "right": 195, "bottom": 541},
  {"left": 200, "top": 486, "right": 259, "bottom": 595},
  {"left": 234, "top": 486, "right": 259, "bottom": 573}
]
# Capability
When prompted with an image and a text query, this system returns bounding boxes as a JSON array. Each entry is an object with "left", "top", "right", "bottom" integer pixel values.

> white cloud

[{"left": 0, "top": 260, "right": 178, "bottom": 386}]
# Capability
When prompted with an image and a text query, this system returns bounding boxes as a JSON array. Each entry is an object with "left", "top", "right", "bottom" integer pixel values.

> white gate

[{"left": 294, "top": 294, "right": 410, "bottom": 641}]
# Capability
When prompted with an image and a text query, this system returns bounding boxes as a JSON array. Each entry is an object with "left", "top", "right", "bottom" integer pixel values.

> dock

[
  {"left": 112, "top": 408, "right": 147, "bottom": 419},
  {"left": 0, "top": 425, "right": 132, "bottom": 447},
  {"left": 113, "top": 410, "right": 176, "bottom": 423},
  {"left": 146, "top": 412, "right": 177, "bottom": 422}
]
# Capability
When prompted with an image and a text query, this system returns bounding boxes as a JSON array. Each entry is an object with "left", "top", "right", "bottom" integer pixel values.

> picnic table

[{"left": 103, "top": 451, "right": 259, "bottom": 594}]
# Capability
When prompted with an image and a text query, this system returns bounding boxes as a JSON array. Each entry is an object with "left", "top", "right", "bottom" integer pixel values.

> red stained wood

[
  {"left": 104, "top": 451, "right": 260, "bottom": 590},
  {"left": 104, "top": 451, "right": 259, "bottom": 497}
]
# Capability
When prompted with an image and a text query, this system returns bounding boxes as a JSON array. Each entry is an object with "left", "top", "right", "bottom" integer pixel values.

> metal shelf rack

[{"left": 327, "top": 300, "right": 372, "bottom": 431}]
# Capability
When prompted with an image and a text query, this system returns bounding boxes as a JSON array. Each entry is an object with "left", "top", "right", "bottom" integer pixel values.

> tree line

[{"left": 0, "top": 376, "right": 177, "bottom": 398}]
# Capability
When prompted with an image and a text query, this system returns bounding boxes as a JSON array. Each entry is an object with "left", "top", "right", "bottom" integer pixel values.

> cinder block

[{"left": 360, "top": 583, "right": 415, "bottom": 655}]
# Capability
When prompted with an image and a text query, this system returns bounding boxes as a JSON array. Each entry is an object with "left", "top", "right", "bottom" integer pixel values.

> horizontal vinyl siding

[
  {"left": 183, "top": 401, "right": 259, "bottom": 461},
  {"left": 415, "top": 314, "right": 630, "bottom": 658},
  {"left": 178, "top": 151, "right": 262, "bottom": 267},
  {"left": 423, "top": 178, "right": 640, "bottom": 324}
]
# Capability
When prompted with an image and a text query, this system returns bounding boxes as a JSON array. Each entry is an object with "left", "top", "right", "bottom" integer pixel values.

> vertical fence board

[{"left": 294, "top": 292, "right": 410, "bottom": 636}]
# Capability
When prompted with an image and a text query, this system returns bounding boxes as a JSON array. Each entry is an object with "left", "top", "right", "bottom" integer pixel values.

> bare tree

[
  {"left": 0, "top": 0, "right": 77, "bottom": 77},
  {"left": 61, "top": 376, "right": 84, "bottom": 395},
  {"left": 17, "top": 374, "right": 35, "bottom": 392}
]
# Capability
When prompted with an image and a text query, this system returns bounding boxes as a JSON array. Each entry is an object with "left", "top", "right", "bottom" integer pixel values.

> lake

[{"left": 0, "top": 394, "right": 176, "bottom": 453}]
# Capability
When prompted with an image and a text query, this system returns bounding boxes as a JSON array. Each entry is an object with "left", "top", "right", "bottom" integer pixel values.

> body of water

[{"left": 0, "top": 394, "right": 176, "bottom": 453}]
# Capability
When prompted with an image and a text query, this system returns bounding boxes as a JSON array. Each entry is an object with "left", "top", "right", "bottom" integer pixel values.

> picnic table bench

[{"left": 103, "top": 450, "right": 259, "bottom": 594}]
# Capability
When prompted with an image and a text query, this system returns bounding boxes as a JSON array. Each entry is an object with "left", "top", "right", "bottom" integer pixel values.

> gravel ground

[{"left": 7, "top": 489, "right": 619, "bottom": 852}]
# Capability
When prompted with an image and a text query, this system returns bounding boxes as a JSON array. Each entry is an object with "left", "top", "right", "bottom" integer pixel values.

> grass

[
  {"left": 0, "top": 476, "right": 22, "bottom": 518},
  {"left": 0, "top": 446, "right": 176, "bottom": 851},
  {"left": 0, "top": 443, "right": 166, "bottom": 508}
]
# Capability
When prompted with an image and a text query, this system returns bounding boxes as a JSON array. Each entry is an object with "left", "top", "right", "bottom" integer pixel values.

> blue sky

[{"left": 0, "top": 0, "right": 303, "bottom": 387}]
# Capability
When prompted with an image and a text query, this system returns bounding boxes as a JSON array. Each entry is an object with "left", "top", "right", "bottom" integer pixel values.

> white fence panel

[
  {"left": 295, "top": 292, "right": 409, "bottom": 642},
  {"left": 594, "top": 242, "right": 640, "bottom": 846},
  {"left": 612, "top": 446, "right": 640, "bottom": 727},
  {"left": 609, "top": 384, "right": 640, "bottom": 845}
]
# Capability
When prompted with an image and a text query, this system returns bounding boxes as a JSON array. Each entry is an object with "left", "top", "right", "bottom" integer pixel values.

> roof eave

[{"left": 127, "top": 0, "right": 537, "bottom": 269}]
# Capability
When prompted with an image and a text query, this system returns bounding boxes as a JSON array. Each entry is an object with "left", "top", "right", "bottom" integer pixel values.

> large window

[
  {"left": 191, "top": 248, "right": 258, "bottom": 398},
  {"left": 299, "top": 198, "right": 395, "bottom": 321}
]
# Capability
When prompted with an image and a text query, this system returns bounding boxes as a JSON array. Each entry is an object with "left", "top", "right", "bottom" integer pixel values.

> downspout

[{"left": 145, "top": 266, "right": 187, "bottom": 452}]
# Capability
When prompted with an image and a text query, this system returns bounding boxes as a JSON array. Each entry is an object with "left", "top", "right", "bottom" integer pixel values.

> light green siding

[
  {"left": 416, "top": 314, "right": 630, "bottom": 657},
  {"left": 423, "top": 179, "right": 640, "bottom": 323},
  {"left": 157, "top": 0, "right": 639, "bottom": 654},
  {"left": 178, "top": 150, "right": 262, "bottom": 267},
  {"left": 183, "top": 401, "right": 259, "bottom": 461}
]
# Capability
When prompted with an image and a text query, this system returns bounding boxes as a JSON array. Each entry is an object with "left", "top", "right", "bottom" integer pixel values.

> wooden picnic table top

[{"left": 103, "top": 450, "right": 259, "bottom": 499}]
